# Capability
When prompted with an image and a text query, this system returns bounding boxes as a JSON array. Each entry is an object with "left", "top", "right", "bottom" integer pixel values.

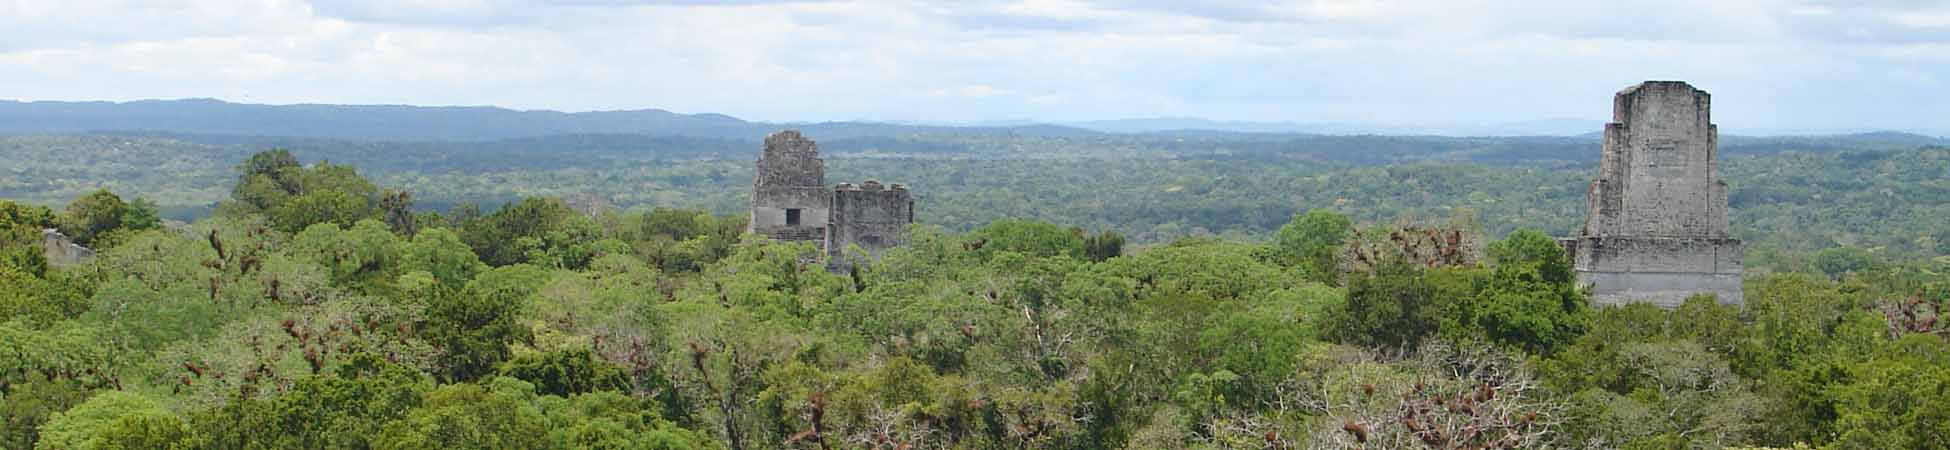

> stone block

[{"left": 1566, "top": 81, "right": 1744, "bottom": 308}]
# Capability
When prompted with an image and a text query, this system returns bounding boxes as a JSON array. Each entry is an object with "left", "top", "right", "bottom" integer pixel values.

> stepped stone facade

[
  {"left": 1562, "top": 81, "right": 1744, "bottom": 307},
  {"left": 41, "top": 228, "right": 94, "bottom": 267},
  {"left": 828, "top": 181, "right": 914, "bottom": 268},
  {"left": 748, "top": 130, "right": 915, "bottom": 267},
  {"left": 750, "top": 130, "right": 832, "bottom": 242}
]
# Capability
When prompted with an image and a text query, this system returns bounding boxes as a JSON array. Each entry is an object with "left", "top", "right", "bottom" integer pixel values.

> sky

[{"left": 2, "top": 0, "right": 1947, "bottom": 133}]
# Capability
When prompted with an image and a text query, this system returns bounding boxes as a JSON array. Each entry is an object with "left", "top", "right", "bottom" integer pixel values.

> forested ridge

[
  {"left": 2, "top": 139, "right": 1947, "bottom": 450},
  {"left": 3, "top": 132, "right": 1947, "bottom": 265}
]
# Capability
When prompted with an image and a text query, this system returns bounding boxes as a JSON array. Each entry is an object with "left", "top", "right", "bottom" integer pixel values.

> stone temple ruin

[
  {"left": 735, "top": 84, "right": 1747, "bottom": 299},
  {"left": 1561, "top": 81, "right": 1744, "bottom": 307},
  {"left": 750, "top": 131, "right": 832, "bottom": 243},
  {"left": 829, "top": 181, "right": 914, "bottom": 265},
  {"left": 41, "top": 228, "right": 94, "bottom": 267},
  {"left": 748, "top": 130, "right": 914, "bottom": 267}
]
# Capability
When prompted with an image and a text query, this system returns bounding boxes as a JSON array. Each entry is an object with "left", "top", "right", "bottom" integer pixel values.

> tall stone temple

[
  {"left": 828, "top": 180, "right": 915, "bottom": 266},
  {"left": 748, "top": 130, "right": 915, "bottom": 268},
  {"left": 1561, "top": 81, "right": 1744, "bottom": 307},
  {"left": 750, "top": 131, "right": 832, "bottom": 243}
]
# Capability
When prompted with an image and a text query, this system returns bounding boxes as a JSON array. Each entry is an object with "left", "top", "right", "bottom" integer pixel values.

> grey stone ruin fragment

[
  {"left": 1560, "top": 81, "right": 1744, "bottom": 308},
  {"left": 746, "top": 130, "right": 915, "bottom": 270},
  {"left": 749, "top": 130, "right": 832, "bottom": 244},
  {"left": 41, "top": 228, "right": 95, "bottom": 267},
  {"left": 828, "top": 180, "right": 914, "bottom": 271}
]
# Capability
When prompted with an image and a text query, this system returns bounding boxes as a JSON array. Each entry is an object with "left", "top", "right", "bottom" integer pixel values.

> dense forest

[
  {"left": 3, "top": 132, "right": 1947, "bottom": 269},
  {"left": 2, "top": 137, "right": 1947, "bottom": 449}
]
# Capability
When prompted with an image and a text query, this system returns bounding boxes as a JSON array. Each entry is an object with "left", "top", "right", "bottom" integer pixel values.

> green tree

[
  {"left": 225, "top": 149, "right": 304, "bottom": 215},
  {"left": 499, "top": 347, "right": 632, "bottom": 397},
  {"left": 222, "top": 149, "right": 381, "bottom": 233},
  {"left": 0, "top": 201, "right": 55, "bottom": 229},
  {"left": 0, "top": 266, "right": 87, "bottom": 325},
  {"left": 0, "top": 375, "right": 93, "bottom": 450},
  {"left": 1487, "top": 229, "right": 1571, "bottom": 277},
  {"left": 400, "top": 227, "right": 489, "bottom": 290},
  {"left": 84, "top": 276, "right": 227, "bottom": 354},
  {"left": 661, "top": 304, "right": 811, "bottom": 450},
  {"left": 89, "top": 414, "right": 190, "bottom": 450},
  {"left": 56, "top": 190, "right": 129, "bottom": 247},
  {"left": 463, "top": 197, "right": 590, "bottom": 267},
  {"left": 1812, "top": 247, "right": 1875, "bottom": 278},
  {"left": 1272, "top": 209, "right": 1354, "bottom": 284},
  {"left": 1323, "top": 263, "right": 1449, "bottom": 349},
  {"left": 425, "top": 265, "right": 548, "bottom": 382},
  {"left": 1738, "top": 274, "right": 1870, "bottom": 378},
  {"left": 1082, "top": 229, "right": 1126, "bottom": 262},
  {"left": 638, "top": 208, "right": 713, "bottom": 242},
  {"left": 0, "top": 320, "right": 118, "bottom": 392},
  {"left": 289, "top": 220, "right": 403, "bottom": 290},
  {"left": 1196, "top": 299, "right": 1313, "bottom": 403},
  {"left": 119, "top": 198, "right": 162, "bottom": 234},
  {"left": 1284, "top": 342, "right": 1568, "bottom": 450},
  {"left": 379, "top": 189, "right": 418, "bottom": 236},
  {"left": 186, "top": 354, "right": 431, "bottom": 450},
  {"left": 0, "top": 201, "right": 54, "bottom": 276},
  {"left": 273, "top": 190, "right": 372, "bottom": 234},
  {"left": 33, "top": 390, "right": 186, "bottom": 450},
  {"left": 374, "top": 379, "right": 549, "bottom": 450},
  {"left": 1557, "top": 342, "right": 1765, "bottom": 449},
  {"left": 540, "top": 391, "right": 721, "bottom": 450},
  {"left": 1824, "top": 336, "right": 1950, "bottom": 450},
  {"left": 968, "top": 219, "right": 1085, "bottom": 260},
  {"left": 1468, "top": 229, "right": 1586, "bottom": 354}
]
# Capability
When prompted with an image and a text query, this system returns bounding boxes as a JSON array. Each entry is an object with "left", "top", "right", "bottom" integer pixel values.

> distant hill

[
  {"left": 0, "top": 99, "right": 1939, "bottom": 155},
  {"left": 0, "top": 99, "right": 1099, "bottom": 141},
  {"left": 1720, "top": 131, "right": 1950, "bottom": 155},
  {"left": 1063, "top": 117, "right": 1606, "bottom": 136},
  {"left": 1065, "top": 118, "right": 1360, "bottom": 134}
]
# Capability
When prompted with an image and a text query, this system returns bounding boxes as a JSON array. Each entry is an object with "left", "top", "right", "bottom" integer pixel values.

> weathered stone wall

[
  {"left": 41, "top": 228, "right": 94, "bottom": 267},
  {"left": 745, "top": 130, "right": 924, "bottom": 268},
  {"left": 1569, "top": 81, "right": 1744, "bottom": 307},
  {"left": 749, "top": 130, "right": 831, "bottom": 244},
  {"left": 827, "top": 181, "right": 913, "bottom": 268},
  {"left": 1578, "top": 271, "right": 1744, "bottom": 308},
  {"left": 1566, "top": 236, "right": 1743, "bottom": 306},
  {"left": 1584, "top": 81, "right": 1730, "bottom": 238},
  {"left": 1567, "top": 236, "right": 1742, "bottom": 274}
]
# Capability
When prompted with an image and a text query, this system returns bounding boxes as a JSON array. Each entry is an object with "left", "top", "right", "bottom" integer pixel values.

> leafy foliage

[
  {"left": 54, "top": 190, "right": 160, "bottom": 248},
  {"left": 220, "top": 149, "right": 381, "bottom": 233},
  {"left": 9, "top": 135, "right": 1949, "bottom": 269},
  {"left": 0, "top": 144, "right": 1946, "bottom": 450},
  {"left": 1273, "top": 209, "right": 1354, "bottom": 283},
  {"left": 1467, "top": 229, "right": 1586, "bottom": 354}
]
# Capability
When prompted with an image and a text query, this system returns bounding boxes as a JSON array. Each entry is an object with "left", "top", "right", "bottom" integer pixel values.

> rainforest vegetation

[
  {"left": 2, "top": 133, "right": 1947, "bottom": 266},
  {"left": 1, "top": 136, "right": 1948, "bottom": 449}
]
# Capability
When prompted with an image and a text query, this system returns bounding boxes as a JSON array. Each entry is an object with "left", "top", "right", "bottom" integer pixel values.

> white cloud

[
  {"left": 1885, "top": 10, "right": 1950, "bottom": 28},
  {"left": 929, "top": 85, "right": 1014, "bottom": 98},
  {"left": 0, "top": 0, "right": 1945, "bottom": 130}
]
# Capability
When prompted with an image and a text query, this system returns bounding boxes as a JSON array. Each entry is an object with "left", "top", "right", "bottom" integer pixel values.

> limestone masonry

[
  {"left": 748, "top": 130, "right": 915, "bottom": 268},
  {"left": 1562, "top": 81, "right": 1744, "bottom": 307},
  {"left": 749, "top": 130, "right": 831, "bottom": 243},
  {"left": 41, "top": 228, "right": 94, "bottom": 267},
  {"left": 762, "top": 86, "right": 1745, "bottom": 292},
  {"left": 829, "top": 181, "right": 915, "bottom": 268}
]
